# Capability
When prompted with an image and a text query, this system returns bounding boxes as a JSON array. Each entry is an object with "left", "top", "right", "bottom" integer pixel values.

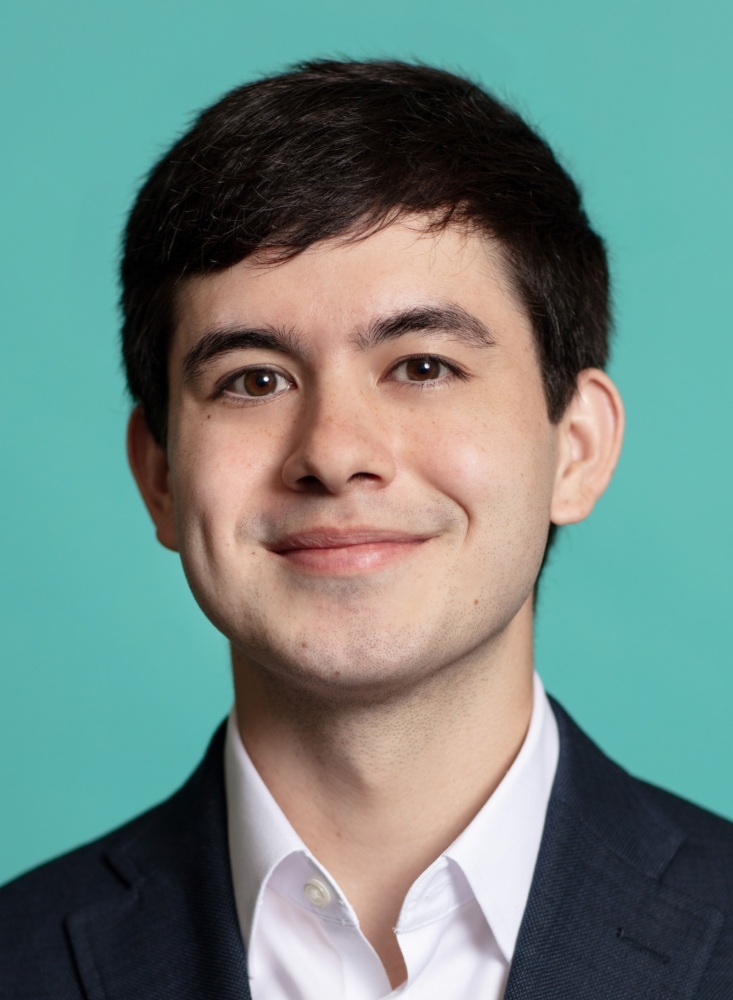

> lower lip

[{"left": 275, "top": 540, "right": 425, "bottom": 575}]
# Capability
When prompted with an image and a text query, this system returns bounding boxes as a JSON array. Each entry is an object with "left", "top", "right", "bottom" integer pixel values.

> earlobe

[
  {"left": 126, "top": 407, "right": 179, "bottom": 551},
  {"left": 550, "top": 369, "right": 625, "bottom": 526}
]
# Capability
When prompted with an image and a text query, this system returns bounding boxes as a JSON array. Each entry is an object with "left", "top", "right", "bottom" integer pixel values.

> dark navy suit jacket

[{"left": 2, "top": 701, "right": 733, "bottom": 998}]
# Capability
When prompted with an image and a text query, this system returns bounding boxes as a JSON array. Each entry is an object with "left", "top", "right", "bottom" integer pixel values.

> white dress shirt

[{"left": 225, "top": 673, "right": 559, "bottom": 1000}]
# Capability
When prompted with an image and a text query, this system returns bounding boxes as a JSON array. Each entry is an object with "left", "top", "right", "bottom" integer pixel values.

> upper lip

[{"left": 269, "top": 528, "right": 431, "bottom": 552}]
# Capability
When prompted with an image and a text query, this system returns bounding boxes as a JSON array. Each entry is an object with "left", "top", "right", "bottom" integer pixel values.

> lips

[
  {"left": 270, "top": 527, "right": 430, "bottom": 553},
  {"left": 267, "top": 527, "right": 431, "bottom": 574}
]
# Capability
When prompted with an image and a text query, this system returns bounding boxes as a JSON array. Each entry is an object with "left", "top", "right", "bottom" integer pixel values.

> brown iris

[
  {"left": 243, "top": 370, "right": 279, "bottom": 396},
  {"left": 404, "top": 357, "right": 442, "bottom": 381}
]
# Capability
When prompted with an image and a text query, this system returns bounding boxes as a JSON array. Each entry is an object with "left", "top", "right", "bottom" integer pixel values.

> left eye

[
  {"left": 224, "top": 368, "right": 292, "bottom": 399},
  {"left": 389, "top": 356, "right": 452, "bottom": 382}
]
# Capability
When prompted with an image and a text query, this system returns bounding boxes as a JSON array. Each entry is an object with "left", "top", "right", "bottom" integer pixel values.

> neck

[{"left": 231, "top": 601, "right": 535, "bottom": 985}]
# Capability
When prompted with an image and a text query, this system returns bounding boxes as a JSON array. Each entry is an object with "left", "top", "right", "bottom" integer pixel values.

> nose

[{"left": 281, "top": 386, "right": 397, "bottom": 494}]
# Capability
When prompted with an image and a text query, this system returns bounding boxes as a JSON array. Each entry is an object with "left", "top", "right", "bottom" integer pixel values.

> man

[{"left": 1, "top": 59, "right": 731, "bottom": 999}]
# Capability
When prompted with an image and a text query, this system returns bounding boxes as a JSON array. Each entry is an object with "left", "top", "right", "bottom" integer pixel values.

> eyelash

[
  {"left": 217, "top": 368, "right": 292, "bottom": 403},
  {"left": 214, "top": 354, "right": 469, "bottom": 404},
  {"left": 389, "top": 355, "right": 470, "bottom": 388}
]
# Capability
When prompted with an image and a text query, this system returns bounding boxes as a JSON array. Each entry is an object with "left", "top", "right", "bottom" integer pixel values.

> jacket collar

[
  {"left": 66, "top": 704, "right": 725, "bottom": 999},
  {"left": 66, "top": 723, "right": 251, "bottom": 1000},
  {"left": 505, "top": 699, "right": 724, "bottom": 999}
]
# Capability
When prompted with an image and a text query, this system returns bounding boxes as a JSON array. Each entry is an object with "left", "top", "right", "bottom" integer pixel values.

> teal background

[{"left": 1, "top": 0, "right": 731, "bottom": 885}]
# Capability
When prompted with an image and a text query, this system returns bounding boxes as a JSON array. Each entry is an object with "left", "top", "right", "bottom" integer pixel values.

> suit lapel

[
  {"left": 505, "top": 702, "right": 724, "bottom": 999},
  {"left": 62, "top": 707, "right": 726, "bottom": 998},
  {"left": 66, "top": 725, "right": 251, "bottom": 1000}
]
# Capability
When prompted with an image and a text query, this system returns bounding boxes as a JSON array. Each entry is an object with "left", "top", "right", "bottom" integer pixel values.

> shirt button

[{"left": 303, "top": 878, "right": 331, "bottom": 908}]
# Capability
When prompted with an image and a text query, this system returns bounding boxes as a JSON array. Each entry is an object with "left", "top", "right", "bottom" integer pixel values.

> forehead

[{"left": 171, "top": 218, "right": 534, "bottom": 355}]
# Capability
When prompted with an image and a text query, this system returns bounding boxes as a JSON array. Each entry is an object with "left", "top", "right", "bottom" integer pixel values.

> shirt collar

[
  {"left": 225, "top": 672, "right": 558, "bottom": 960},
  {"left": 225, "top": 712, "right": 311, "bottom": 945},
  {"left": 443, "top": 671, "right": 559, "bottom": 961}
]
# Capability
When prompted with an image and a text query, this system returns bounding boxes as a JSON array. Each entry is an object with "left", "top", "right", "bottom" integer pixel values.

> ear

[
  {"left": 551, "top": 368, "right": 625, "bottom": 526},
  {"left": 126, "top": 406, "right": 179, "bottom": 551}
]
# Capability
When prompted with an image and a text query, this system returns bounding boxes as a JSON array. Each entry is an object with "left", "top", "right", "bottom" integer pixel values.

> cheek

[
  {"left": 416, "top": 410, "right": 557, "bottom": 542},
  {"left": 168, "top": 423, "right": 275, "bottom": 550}
]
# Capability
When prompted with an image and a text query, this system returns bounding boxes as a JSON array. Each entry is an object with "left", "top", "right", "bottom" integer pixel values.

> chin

[{"left": 232, "top": 618, "right": 495, "bottom": 710}]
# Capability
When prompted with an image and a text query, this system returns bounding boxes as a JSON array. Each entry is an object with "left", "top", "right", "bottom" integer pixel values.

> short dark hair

[{"left": 121, "top": 58, "right": 610, "bottom": 447}]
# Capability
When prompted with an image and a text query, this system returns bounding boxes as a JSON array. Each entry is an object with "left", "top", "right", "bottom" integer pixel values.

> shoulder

[
  {"left": 1, "top": 790, "right": 173, "bottom": 922},
  {"left": 0, "top": 723, "right": 227, "bottom": 998},
  {"left": 551, "top": 696, "right": 733, "bottom": 881},
  {"left": 548, "top": 698, "right": 733, "bottom": 988},
  {"left": 0, "top": 805, "right": 161, "bottom": 997},
  {"left": 637, "top": 781, "right": 733, "bottom": 993},
  {"left": 630, "top": 770, "right": 733, "bottom": 904}
]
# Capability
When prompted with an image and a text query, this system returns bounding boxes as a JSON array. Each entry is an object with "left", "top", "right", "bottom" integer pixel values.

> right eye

[{"left": 222, "top": 367, "right": 293, "bottom": 400}]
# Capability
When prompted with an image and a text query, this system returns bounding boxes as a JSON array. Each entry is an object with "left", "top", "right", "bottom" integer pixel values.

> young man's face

[{"left": 140, "top": 220, "right": 585, "bottom": 698}]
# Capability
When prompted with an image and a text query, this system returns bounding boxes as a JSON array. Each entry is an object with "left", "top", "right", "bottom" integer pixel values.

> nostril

[{"left": 295, "top": 474, "right": 330, "bottom": 494}]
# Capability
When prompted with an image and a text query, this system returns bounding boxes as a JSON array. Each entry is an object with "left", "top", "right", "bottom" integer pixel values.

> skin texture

[{"left": 129, "top": 217, "right": 624, "bottom": 986}]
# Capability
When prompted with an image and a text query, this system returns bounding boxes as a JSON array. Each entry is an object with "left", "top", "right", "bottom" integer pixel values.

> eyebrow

[
  {"left": 181, "top": 303, "right": 495, "bottom": 385},
  {"left": 353, "top": 304, "right": 496, "bottom": 351},
  {"left": 182, "top": 326, "right": 304, "bottom": 385}
]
